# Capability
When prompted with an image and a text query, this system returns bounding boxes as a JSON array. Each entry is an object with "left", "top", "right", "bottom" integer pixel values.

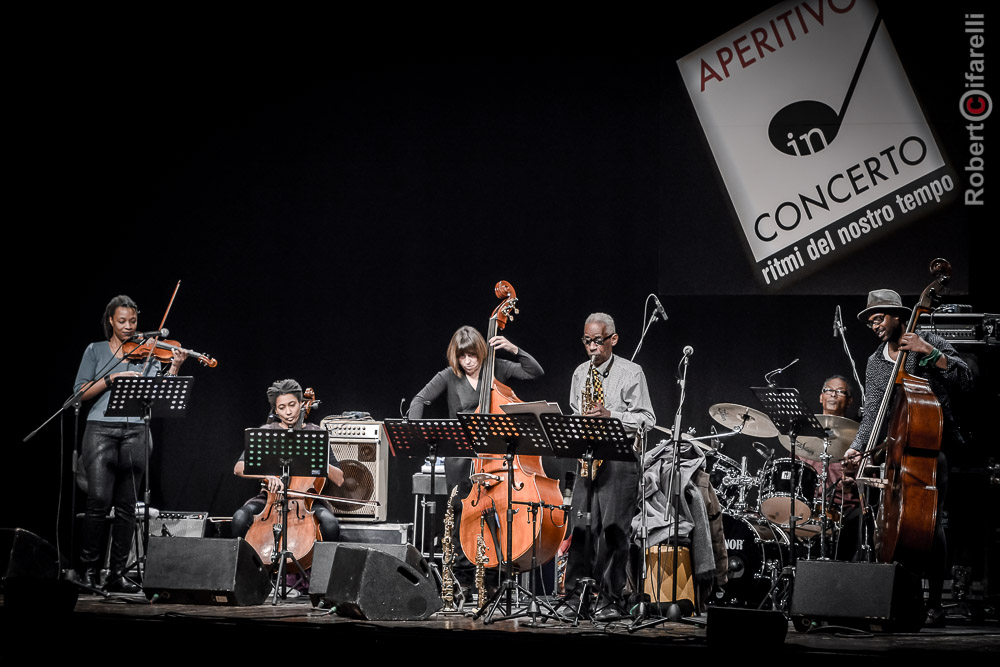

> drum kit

[{"left": 701, "top": 403, "right": 859, "bottom": 608}]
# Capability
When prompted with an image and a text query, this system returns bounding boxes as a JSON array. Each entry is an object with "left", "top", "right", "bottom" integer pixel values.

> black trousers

[
  {"left": 565, "top": 459, "right": 639, "bottom": 601},
  {"left": 78, "top": 421, "right": 149, "bottom": 575}
]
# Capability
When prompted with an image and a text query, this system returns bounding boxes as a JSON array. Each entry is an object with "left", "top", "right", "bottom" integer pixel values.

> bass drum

[{"left": 719, "top": 512, "right": 788, "bottom": 607}]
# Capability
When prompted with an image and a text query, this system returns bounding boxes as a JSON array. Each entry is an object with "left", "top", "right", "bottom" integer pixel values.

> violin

[
  {"left": 122, "top": 280, "right": 218, "bottom": 368},
  {"left": 123, "top": 337, "right": 218, "bottom": 368},
  {"left": 457, "top": 281, "right": 567, "bottom": 571}
]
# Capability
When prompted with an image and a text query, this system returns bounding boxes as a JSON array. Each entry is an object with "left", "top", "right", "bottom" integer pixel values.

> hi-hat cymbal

[
  {"left": 776, "top": 414, "right": 859, "bottom": 462},
  {"left": 708, "top": 403, "right": 779, "bottom": 439}
]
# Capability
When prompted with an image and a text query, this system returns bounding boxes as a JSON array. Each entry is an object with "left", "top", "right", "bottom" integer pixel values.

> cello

[
  {"left": 858, "top": 259, "right": 951, "bottom": 564},
  {"left": 457, "top": 281, "right": 567, "bottom": 571},
  {"left": 244, "top": 388, "right": 325, "bottom": 570}
]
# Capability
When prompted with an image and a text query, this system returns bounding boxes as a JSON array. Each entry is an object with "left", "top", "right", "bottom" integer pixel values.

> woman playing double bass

[
  {"left": 232, "top": 379, "right": 344, "bottom": 544},
  {"left": 406, "top": 325, "right": 544, "bottom": 491},
  {"left": 844, "top": 288, "right": 973, "bottom": 626}
]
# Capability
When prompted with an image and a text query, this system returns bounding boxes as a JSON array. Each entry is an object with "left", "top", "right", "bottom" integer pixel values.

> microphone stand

[
  {"left": 833, "top": 305, "right": 866, "bottom": 408},
  {"left": 631, "top": 294, "right": 667, "bottom": 362},
  {"left": 630, "top": 347, "right": 695, "bottom": 632}
]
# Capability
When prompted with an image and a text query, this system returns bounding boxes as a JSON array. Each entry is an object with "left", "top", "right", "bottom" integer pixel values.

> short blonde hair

[{"left": 447, "top": 326, "right": 487, "bottom": 377}]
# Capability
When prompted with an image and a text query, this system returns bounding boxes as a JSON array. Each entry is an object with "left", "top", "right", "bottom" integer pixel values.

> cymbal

[
  {"left": 776, "top": 414, "right": 859, "bottom": 462},
  {"left": 708, "top": 403, "right": 779, "bottom": 439}
]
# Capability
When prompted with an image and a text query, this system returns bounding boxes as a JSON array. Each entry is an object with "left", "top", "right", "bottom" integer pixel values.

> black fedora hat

[{"left": 857, "top": 289, "right": 911, "bottom": 322}]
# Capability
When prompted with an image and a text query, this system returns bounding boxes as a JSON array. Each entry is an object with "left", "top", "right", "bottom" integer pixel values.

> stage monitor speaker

[
  {"left": 323, "top": 544, "right": 441, "bottom": 620},
  {"left": 0, "top": 528, "right": 77, "bottom": 613},
  {"left": 321, "top": 418, "right": 389, "bottom": 522},
  {"left": 143, "top": 537, "right": 271, "bottom": 606},
  {"left": 790, "top": 560, "right": 923, "bottom": 632},
  {"left": 308, "top": 541, "right": 423, "bottom": 606}
]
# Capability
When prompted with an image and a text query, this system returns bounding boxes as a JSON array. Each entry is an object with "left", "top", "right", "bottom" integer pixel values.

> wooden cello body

[
  {"left": 244, "top": 389, "right": 325, "bottom": 569},
  {"left": 862, "top": 259, "right": 950, "bottom": 564},
  {"left": 457, "top": 281, "right": 567, "bottom": 571}
]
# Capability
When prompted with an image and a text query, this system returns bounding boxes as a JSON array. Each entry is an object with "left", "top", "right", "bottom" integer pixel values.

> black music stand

[
  {"left": 243, "top": 426, "right": 329, "bottom": 604},
  {"left": 457, "top": 411, "right": 565, "bottom": 624},
  {"left": 751, "top": 385, "right": 827, "bottom": 612},
  {"left": 105, "top": 375, "right": 194, "bottom": 586},
  {"left": 539, "top": 413, "right": 633, "bottom": 624},
  {"left": 383, "top": 417, "right": 476, "bottom": 606}
]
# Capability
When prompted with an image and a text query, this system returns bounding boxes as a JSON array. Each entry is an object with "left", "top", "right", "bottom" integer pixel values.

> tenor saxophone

[{"left": 579, "top": 355, "right": 603, "bottom": 479}]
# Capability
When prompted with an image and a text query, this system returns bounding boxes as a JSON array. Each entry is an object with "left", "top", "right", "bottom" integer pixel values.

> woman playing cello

[{"left": 232, "top": 379, "right": 344, "bottom": 544}]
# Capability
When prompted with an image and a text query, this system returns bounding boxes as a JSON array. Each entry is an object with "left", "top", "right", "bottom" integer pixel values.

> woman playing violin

[
  {"left": 232, "top": 379, "right": 344, "bottom": 542},
  {"left": 72, "top": 294, "right": 188, "bottom": 592}
]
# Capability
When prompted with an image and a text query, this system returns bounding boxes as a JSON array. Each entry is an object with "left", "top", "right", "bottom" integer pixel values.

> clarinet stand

[
  {"left": 540, "top": 413, "right": 633, "bottom": 624},
  {"left": 106, "top": 375, "right": 194, "bottom": 586},
  {"left": 382, "top": 418, "right": 475, "bottom": 609},
  {"left": 243, "top": 427, "right": 329, "bottom": 604},
  {"left": 751, "top": 385, "right": 827, "bottom": 613}
]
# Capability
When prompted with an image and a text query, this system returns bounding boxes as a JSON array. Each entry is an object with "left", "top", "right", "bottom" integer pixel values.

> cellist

[
  {"left": 844, "top": 289, "right": 973, "bottom": 626},
  {"left": 232, "top": 379, "right": 344, "bottom": 543}
]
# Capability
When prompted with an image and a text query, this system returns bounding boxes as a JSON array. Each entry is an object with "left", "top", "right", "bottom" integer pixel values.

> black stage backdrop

[{"left": 9, "top": 3, "right": 995, "bottom": 567}]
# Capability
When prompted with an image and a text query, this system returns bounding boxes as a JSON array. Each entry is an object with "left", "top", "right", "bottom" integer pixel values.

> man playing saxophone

[{"left": 565, "top": 312, "right": 655, "bottom": 620}]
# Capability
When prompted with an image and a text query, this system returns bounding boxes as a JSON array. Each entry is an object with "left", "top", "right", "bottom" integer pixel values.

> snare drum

[{"left": 759, "top": 458, "right": 818, "bottom": 527}]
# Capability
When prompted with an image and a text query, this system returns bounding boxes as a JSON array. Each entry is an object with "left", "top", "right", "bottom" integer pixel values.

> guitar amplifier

[
  {"left": 321, "top": 418, "right": 389, "bottom": 522},
  {"left": 916, "top": 312, "right": 998, "bottom": 347}
]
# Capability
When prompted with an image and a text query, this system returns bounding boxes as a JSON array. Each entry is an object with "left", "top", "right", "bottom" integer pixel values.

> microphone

[
  {"left": 833, "top": 305, "right": 842, "bottom": 338},
  {"left": 682, "top": 345, "right": 694, "bottom": 357},
  {"left": 653, "top": 295, "right": 669, "bottom": 322},
  {"left": 130, "top": 328, "right": 169, "bottom": 341}
]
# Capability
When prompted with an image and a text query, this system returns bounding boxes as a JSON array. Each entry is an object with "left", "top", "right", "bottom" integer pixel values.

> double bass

[
  {"left": 858, "top": 259, "right": 950, "bottom": 564},
  {"left": 457, "top": 281, "right": 567, "bottom": 571}
]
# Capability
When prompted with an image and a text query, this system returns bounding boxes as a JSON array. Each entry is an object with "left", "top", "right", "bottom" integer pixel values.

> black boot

[{"left": 105, "top": 571, "right": 141, "bottom": 594}]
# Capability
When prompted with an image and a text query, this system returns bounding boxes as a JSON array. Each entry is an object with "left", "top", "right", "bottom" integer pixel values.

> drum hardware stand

[
  {"left": 751, "top": 384, "right": 827, "bottom": 614},
  {"left": 539, "top": 413, "right": 633, "bottom": 625},
  {"left": 630, "top": 346, "right": 697, "bottom": 632}
]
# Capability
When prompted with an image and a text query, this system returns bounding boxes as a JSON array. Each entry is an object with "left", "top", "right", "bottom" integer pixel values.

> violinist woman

[
  {"left": 232, "top": 379, "right": 344, "bottom": 543},
  {"left": 406, "top": 325, "right": 544, "bottom": 490},
  {"left": 72, "top": 295, "right": 188, "bottom": 592}
]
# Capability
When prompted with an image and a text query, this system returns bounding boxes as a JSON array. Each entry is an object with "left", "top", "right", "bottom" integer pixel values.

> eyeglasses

[
  {"left": 581, "top": 335, "right": 613, "bottom": 346},
  {"left": 866, "top": 314, "right": 886, "bottom": 329},
  {"left": 822, "top": 388, "right": 849, "bottom": 397}
]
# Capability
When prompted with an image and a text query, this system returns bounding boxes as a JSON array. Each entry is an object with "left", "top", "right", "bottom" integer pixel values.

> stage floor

[{"left": 4, "top": 591, "right": 997, "bottom": 659}]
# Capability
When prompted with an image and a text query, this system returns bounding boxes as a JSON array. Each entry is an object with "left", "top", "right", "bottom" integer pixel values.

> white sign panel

[{"left": 678, "top": 0, "right": 950, "bottom": 287}]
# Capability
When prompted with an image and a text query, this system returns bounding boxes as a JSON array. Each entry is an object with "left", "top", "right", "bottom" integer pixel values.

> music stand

[
  {"left": 751, "top": 385, "right": 827, "bottom": 612},
  {"left": 105, "top": 375, "right": 194, "bottom": 585},
  {"left": 457, "top": 411, "right": 565, "bottom": 624},
  {"left": 539, "top": 413, "right": 633, "bottom": 624},
  {"left": 243, "top": 426, "right": 329, "bottom": 604},
  {"left": 383, "top": 418, "right": 476, "bottom": 610}
]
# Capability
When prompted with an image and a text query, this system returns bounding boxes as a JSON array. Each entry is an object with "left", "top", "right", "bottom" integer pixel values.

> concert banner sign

[{"left": 677, "top": 0, "right": 955, "bottom": 290}]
